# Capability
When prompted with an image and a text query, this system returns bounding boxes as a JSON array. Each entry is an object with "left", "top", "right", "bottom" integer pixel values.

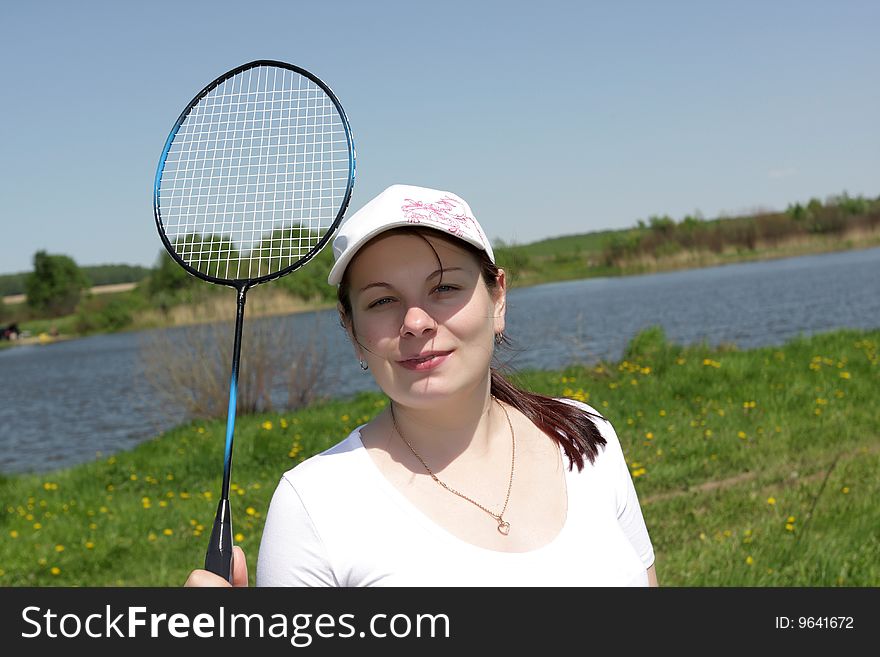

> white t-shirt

[{"left": 256, "top": 400, "right": 655, "bottom": 586}]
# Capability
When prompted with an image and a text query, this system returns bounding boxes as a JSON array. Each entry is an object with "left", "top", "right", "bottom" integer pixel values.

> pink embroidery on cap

[{"left": 400, "top": 196, "right": 485, "bottom": 247}]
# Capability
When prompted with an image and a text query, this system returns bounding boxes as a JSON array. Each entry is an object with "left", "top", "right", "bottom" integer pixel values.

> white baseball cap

[{"left": 327, "top": 184, "right": 495, "bottom": 285}]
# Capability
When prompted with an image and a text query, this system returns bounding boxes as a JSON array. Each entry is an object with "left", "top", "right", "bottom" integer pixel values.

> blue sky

[{"left": 1, "top": 0, "right": 877, "bottom": 275}]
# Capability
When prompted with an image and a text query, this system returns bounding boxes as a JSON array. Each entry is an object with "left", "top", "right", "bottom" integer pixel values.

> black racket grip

[{"left": 204, "top": 499, "right": 234, "bottom": 583}]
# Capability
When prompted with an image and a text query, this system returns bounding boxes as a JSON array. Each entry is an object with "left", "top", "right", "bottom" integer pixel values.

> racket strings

[{"left": 158, "top": 64, "right": 350, "bottom": 280}]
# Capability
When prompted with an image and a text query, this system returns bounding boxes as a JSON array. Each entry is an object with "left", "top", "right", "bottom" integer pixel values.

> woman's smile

[{"left": 397, "top": 350, "right": 453, "bottom": 371}]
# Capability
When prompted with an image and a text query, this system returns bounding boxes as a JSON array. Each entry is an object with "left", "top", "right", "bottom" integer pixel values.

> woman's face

[{"left": 344, "top": 231, "right": 506, "bottom": 408}]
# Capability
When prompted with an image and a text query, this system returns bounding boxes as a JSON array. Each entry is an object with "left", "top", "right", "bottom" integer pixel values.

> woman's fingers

[{"left": 231, "top": 545, "right": 249, "bottom": 587}]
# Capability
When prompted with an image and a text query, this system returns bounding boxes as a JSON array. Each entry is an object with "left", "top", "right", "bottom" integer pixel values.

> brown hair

[{"left": 337, "top": 228, "right": 607, "bottom": 470}]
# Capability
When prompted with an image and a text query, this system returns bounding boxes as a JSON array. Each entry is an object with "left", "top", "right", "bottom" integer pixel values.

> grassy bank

[{"left": 1, "top": 327, "right": 878, "bottom": 586}]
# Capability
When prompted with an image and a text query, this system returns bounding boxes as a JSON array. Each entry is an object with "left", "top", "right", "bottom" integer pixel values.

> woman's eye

[
  {"left": 367, "top": 297, "right": 394, "bottom": 308},
  {"left": 433, "top": 284, "right": 459, "bottom": 294}
]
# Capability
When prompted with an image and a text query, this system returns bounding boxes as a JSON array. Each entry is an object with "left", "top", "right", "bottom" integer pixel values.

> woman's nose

[{"left": 400, "top": 304, "right": 437, "bottom": 337}]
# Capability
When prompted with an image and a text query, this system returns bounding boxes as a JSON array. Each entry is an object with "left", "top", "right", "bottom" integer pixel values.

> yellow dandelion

[
  {"left": 641, "top": 367, "right": 651, "bottom": 375},
  {"left": 50, "top": 567, "right": 61, "bottom": 575},
  {"left": 341, "top": 414, "right": 350, "bottom": 422},
  {"left": 839, "top": 371, "right": 851, "bottom": 379},
  {"left": 235, "top": 533, "right": 244, "bottom": 542},
  {"left": 89, "top": 523, "right": 97, "bottom": 530},
  {"left": 767, "top": 497, "right": 776, "bottom": 505},
  {"left": 841, "top": 486, "right": 850, "bottom": 494},
  {"left": 737, "top": 430, "right": 747, "bottom": 439},
  {"left": 55, "top": 544, "right": 64, "bottom": 552},
  {"left": 148, "top": 532, "right": 157, "bottom": 541},
  {"left": 180, "top": 492, "right": 190, "bottom": 499},
  {"left": 699, "top": 532, "right": 707, "bottom": 541},
  {"left": 85, "top": 541, "right": 95, "bottom": 549},
  {"left": 33, "top": 522, "right": 42, "bottom": 530},
  {"left": 261, "top": 420, "right": 273, "bottom": 431},
  {"left": 785, "top": 523, "right": 794, "bottom": 531},
  {"left": 723, "top": 530, "right": 732, "bottom": 537},
  {"left": 10, "top": 530, "right": 19, "bottom": 539},
  {"left": 704, "top": 429, "right": 713, "bottom": 437},
  {"left": 676, "top": 357, "right": 686, "bottom": 365},
  {"left": 280, "top": 418, "right": 289, "bottom": 429},
  {"left": 645, "top": 432, "right": 654, "bottom": 440},
  {"left": 787, "top": 516, "right": 796, "bottom": 523},
  {"left": 745, "top": 556, "right": 754, "bottom": 566},
  {"left": 163, "top": 528, "right": 173, "bottom": 536},
  {"left": 659, "top": 409, "right": 666, "bottom": 416},
  {"left": 166, "top": 474, "right": 174, "bottom": 481},
  {"left": 717, "top": 409, "right": 725, "bottom": 417},
  {"left": 631, "top": 467, "right": 647, "bottom": 477},
  {"left": 246, "top": 507, "right": 256, "bottom": 516},
  {"left": 197, "top": 427, "right": 205, "bottom": 434},
  {"left": 159, "top": 501, "right": 168, "bottom": 508}
]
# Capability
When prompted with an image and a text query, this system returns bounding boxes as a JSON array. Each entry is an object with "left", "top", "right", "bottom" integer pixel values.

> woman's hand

[{"left": 184, "top": 546, "right": 249, "bottom": 587}]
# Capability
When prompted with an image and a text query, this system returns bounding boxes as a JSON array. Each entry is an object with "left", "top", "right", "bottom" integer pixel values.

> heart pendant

[{"left": 497, "top": 520, "right": 511, "bottom": 535}]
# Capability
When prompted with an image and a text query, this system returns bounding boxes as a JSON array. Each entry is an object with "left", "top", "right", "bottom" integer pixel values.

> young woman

[{"left": 185, "top": 184, "right": 658, "bottom": 587}]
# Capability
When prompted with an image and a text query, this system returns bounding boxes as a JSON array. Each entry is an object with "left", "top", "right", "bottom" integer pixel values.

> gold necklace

[{"left": 390, "top": 399, "right": 516, "bottom": 535}]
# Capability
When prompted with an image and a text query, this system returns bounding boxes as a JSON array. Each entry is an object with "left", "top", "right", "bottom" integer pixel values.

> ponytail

[{"left": 490, "top": 369, "right": 605, "bottom": 472}]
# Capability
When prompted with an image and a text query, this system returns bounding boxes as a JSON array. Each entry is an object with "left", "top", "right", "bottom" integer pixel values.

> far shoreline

[{"left": 3, "top": 238, "right": 879, "bottom": 350}]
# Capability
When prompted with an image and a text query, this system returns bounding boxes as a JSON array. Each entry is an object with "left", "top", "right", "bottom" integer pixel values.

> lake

[{"left": 1, "top": 246, "right": 878, "bottom": 475}]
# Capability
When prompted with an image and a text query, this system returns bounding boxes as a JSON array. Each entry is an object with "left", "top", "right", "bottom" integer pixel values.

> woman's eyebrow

[
  {"left": 358, "top": 281, "right": 392, "bottom": 293},
  {"left": 426, "top": 267, "right": 464, "bottom": 280}
]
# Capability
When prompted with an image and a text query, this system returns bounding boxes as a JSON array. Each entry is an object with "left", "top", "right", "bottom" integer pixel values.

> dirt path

[
  {"left": 642, "top": 442, "right": 880, "bottom": 505},
  {"left": 2, "top": 282, "right": 138, "bottom": 305}
]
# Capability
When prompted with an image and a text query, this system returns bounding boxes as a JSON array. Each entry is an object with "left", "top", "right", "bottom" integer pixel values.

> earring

[
  {"left": 359, "top": 359, "right": 369, "bottom": 371},
  {"left": 494, "top": 332, "right": 504, "bottom": 345}
]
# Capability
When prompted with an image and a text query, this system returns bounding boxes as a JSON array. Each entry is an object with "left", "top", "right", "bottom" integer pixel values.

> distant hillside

[{"left": 0, "top": 264, "right": 151, "bottom": 296}]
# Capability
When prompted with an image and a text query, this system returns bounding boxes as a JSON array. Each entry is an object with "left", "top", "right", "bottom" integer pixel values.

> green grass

[{"left": 1, "top": 327, "right": 877, "bottom": 586}]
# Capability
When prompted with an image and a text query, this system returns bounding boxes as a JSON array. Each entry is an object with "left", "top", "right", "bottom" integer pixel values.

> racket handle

[{"left": 204, "top": 499, "right": 234, "bottom": 583}]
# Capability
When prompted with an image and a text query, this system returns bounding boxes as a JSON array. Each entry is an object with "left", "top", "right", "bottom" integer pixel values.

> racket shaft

[{"left": 205, "top": 288, "right": 247, "bottom": 583}]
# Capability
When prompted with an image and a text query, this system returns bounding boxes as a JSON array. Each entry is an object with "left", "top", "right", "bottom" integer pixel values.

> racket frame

[{"left": 152, "top": 59, "right": 356, "bottom": 289}]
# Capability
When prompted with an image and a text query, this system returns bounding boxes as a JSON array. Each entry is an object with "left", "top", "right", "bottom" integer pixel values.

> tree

[{"left": 24, "top": 251, "right": 90, "bottom": 317}]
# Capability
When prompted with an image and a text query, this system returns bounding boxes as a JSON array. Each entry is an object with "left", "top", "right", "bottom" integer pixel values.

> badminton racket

[{"left": 152, "top": 60, "right": 355, "bottom": 582}]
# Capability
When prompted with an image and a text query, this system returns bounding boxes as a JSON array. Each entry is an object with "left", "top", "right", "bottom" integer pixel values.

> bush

[{"left": 140, "top": 316, "right": 332, "bottom": 420}]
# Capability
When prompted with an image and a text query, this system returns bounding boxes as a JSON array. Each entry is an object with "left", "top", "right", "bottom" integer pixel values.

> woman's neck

[{"left": 387, "top": 380, "right": 505, "bottom": 468}]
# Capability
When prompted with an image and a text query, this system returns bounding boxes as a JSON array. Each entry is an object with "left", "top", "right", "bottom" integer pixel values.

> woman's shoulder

[
  {"left": 555, "top": 397, "right": 615, "bottom": 433},
  {"left": 278, "top": 427, "right": 366, "bottom": 491}
]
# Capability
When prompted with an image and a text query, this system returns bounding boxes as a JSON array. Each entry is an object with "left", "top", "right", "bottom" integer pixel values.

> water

[{"left": 1, "top": 247, "right": 878, "bottom": 474}]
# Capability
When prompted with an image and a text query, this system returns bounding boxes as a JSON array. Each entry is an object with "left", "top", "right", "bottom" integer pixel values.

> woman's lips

[{"left": 397, "top": 351, "right": 452, "bottom": 371}]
